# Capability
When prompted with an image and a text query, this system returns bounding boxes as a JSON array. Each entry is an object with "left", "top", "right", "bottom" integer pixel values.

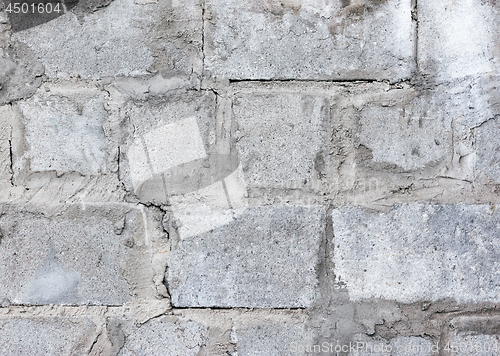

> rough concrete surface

[{"left": 0, "top": 0, "right": 500, "bottom": 354}]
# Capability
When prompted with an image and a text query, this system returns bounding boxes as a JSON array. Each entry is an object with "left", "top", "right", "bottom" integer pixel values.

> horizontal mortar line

[
  {"left": 228, "top": 78, "right": 382, "bottom": 84},
  {"left": 171, "top": 306, "right": 307, "bottom": 311}
]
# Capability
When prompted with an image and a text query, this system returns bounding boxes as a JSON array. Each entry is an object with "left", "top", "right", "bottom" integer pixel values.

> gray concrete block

[
  {"left": 475, "top": 117, "right": 500, "bottom": 183},
  {"left": 0, "top": 317, "right": 97, "bottom": 356},
  {"left": 17, "top": 83, "right": 108, "bottom": 175},
  {"left": 356, "top": 92, "right": 451, "bottom": 171},
  {"left": 116, "top": 316, "right": 208, "bottom": 356},
  {"left": 0, "top": 205, "right": 145, "bottom": 305},
  {"left": 233, "top": 93, "right": 327, "bottom": 189},
  {"left": 167, "top": 206, "right": 325, "bottom": 308},
  {"left": 236, "top": 323, "right": 313, "bottom": 356},
  {"left": 204, "top": 0, "right": 414, "bottom": 81},
  {"left": 122, "top": 91, "right": 219, "bottom": 204},
  {"left": 418, "top": 0, "right": 500, "bottom": 83},
  {"left": 0, "top": 42, "right": 44, "bottom": 105},
  {"left": 12, "top": 0, "right": 203, "bottom": 80},
  {"left": 332, "top": 203, "right": 500, "bottom": 303}
]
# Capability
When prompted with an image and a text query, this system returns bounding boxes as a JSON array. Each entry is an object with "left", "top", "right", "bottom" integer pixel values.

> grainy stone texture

[
  {"left": 233, "top": 91, "right": 328, "bottom": 189},
  {"left": 332, "top": 203, "right": 500, "bottom": 303},
  {"left": 0, "top": 317, "right": 98, "bottom": 356},
  {"left": 0, "top": 42, "right": 44, "bottom": 105},
  {"left": 11, "top": 0, "right": 203, "bottom": 81},
  {"left": 0, "top": 205, "right": 145, "bottom": 305},
  {"left": 115, "top": 316, "right": 208, "bottom": 356},
  {"left": 205, "top": 0, "right": 414, "bottom": 81},
  {"left": 236, "top": 323, "right": 313, "bottom": 356},
  {"left": 418, "top": 0, "right": 499, "bottom": 83},
  {"left": 167, "top": 206, "right": 325, "bottom": 308},
  {"left": 16, "top": 81, "right": 109, "bottom": 175},
  {"left": 1, "top": 0, "right": 500, "bottom": 353}
]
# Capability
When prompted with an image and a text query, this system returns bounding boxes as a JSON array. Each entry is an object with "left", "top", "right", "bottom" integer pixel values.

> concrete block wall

[{"left": 0, "top": 0, "right": 499, "bottom": 355}]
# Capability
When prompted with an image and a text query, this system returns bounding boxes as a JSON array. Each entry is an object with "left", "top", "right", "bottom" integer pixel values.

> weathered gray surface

[
  {"left": 332, "top": 203, "right": 500, "bottom": 303},
  {"left": 355, "top": 89, "right": 451, "bottom": 171},
  {"left": 0, "top": 317, "right": 97, "bottom": 356},
  {"left": 12, "top": 0, "right": 203, "bottom": 81},
  {"left": 205, "top": 0, "right": 414, "bottom": 81},
  {"left": 0, "top": 0, "right": 500, "bottom": 352},
  {"left": 418, "top": 0, "right": 499, "bottom": 83},
  {"left": 236, "top": 323, "right": 313, "bottom": 356},
  {"left": 475, "top": 117, "right": 500, "bottom": 183},
  {"left": 17, "top": 82, "right": 109, "bottom": 175},
  {"left": 233, "top": 92, "right": 327, "bottom": 189},
  {"left": 0, "top": 42, "right": 44, "bottom": 105},
  {"left": 116, "top": 316, "right": 208, "bottom": 356},
  {"left": 167, "top": 206, "right": 324, "bottom": 308},
  {"left": 0, "top": 206, "right": 143, "bottom": 305}
]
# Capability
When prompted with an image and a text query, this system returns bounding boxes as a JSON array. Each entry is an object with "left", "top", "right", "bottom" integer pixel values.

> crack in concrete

[{"left": 8, "top": 138, "right": 14, "bottom": 186}]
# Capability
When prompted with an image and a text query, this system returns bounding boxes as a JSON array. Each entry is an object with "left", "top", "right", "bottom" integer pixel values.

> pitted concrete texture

[
  {"left": 418, "top": 0, "right": 500, "bottom": 83},
  {"left": 332, "top": 203, "right": 500, "bottom": 303},
  {"left": 116, "top": 316, "right": 208, "bottom": 356},
  {"left": 1, "top": 0, "right": 500, "bottom": 354},
  {"left": 233, "top": 92, "right": 328, "bottom": 189},
  {"left": 17, "top": 82, "right": 109, "bottom": 175},
  {"left": 0, "top": 317, "right": 98, "bottom": 355},
  {"left": 204, "top": 0, "right": 414, "bottom": 81},
  {"left": 0, "top": 205, "right": 144, "bottom": 305},
  {"left": 11, "top": 0, "right": 203, "bottom": 80},
  {"left": 167, "top": 206, "right": 325, "bottom": 308}
]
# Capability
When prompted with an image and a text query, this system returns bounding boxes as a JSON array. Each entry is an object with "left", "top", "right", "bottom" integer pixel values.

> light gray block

[
  {"left": 116, "top": 316, "right": 208, "bottom": 356},
  {"left": 0, "top": 318, "right": 97, "bottom": 356},
  {"left": 167, "top": 206, "right": 325, "bottom": 308},
  {"left": 236, "top": 323, "right": 313, "bottom": 356},
  {"left": 205, "top": 0, "right": 414, "bottom": 81},
  {"left": 233, "top": 93, "right": 327, "bottom": 189},
  {"left": 332, "top": 203, "right": 500, "bottom": 303},
  {"left": 0, "top": 42, "right": 44, "bottom": 105},
  {"left": 0, "top": 206, "right": 142, "bottom": 305},
  {"left": 418, "top": 0, "right": 500, "bottom": 82},
  {"left": 17, "top": 85, "right": 108, "bottom": 175},
  {"left": 11, "top": 0, "right": 203, "bottom": 80},
  {"left": 357, "top": 94, "right": 451, "bottom": 171},
  {"left": 475, "top": 117, "right": 500, "bottom": 183}
]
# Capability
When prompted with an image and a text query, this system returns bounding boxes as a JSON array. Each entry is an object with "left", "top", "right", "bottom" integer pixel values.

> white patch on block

[
  {"left": 171, "top": 181, "right": 234, "bottom": 239},
  {"left": 224, "top": 164, "right": 248, "bottom": 209},
  {"left": 128, "top": 140, "right": 152, "bottom": 191},
  {"left": 144, "top": 116, "right": 207, "bottom": 174}
]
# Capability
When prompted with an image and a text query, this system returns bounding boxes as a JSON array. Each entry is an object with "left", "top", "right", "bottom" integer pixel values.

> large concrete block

[
  {"left": 418, "top": 0, "right": 500, "bottom": 82},
  {"left": 16, "top": 83, "right": 109, "bottom": 175},
  {"left": 167, "top": 206, "right": 325, "bottom": 308},
  {"left": 233, "top": 92, "right": 328, "bottom": 189},
  {"left": 12, "top": 0, "right": 203, "bottom": 80},
  {"left": 355, "top": 91, "right": 451, "bottom": 171},
  {"left": 115, "top": 316, "right": 208, "bottom": 356},
  {"left": 205, "top": 0, "right": 414, "bottom": 81},
  {"left": 123, "top": 91, "right": 251, "bottom": 239},
  {"left": 0, "top": 317, "right": 98, "bottom": 356},
  {"left": 0, "top": 205, "right": 145, "bottom": 305},
  {"left": 332, "top": 203, "right": 500, "bottom": 303}
]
